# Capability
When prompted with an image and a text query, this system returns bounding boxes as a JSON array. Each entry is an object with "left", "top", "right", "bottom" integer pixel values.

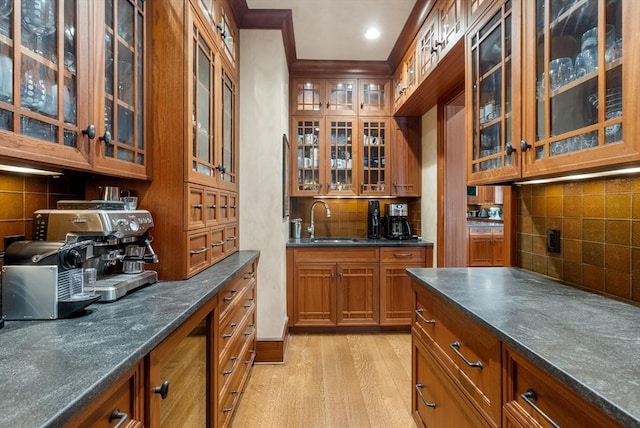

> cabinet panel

[
  {"left": 292, "top": 79, "right": 324, "bottom": 115},
  {"left": 325, "top": 78, "right": 357, "bottom": 115},
  {"left": 336, "top": 263, "right": 379, "bottom": 325},
  {"left": 358, "top": 79, "right": 390, "bottom": 116},
  {"left": 292, "top": 117, "right": 324, "bottom": 195},
  {"left": 187, "top": 184, "right": 206, "bottom": 229},
  {"left": 218, "top": 69, "right": 237, "bottom": 191},
  {"left": 380, "top": 264, "right": 418, "bottom": 326},
  {"left": 359, "top": 117, "right": 389, "bottom": 195},
  {"left": 293, "top": 262, "right": 336, "bottom": 326},
  {"left": 187, "top": 229, "right": 210, "bottom": 277},
  {"left": 325, "top": 116, "right": 357, "bottom": 196},
  {"left": 392, "top": 117, "right": 422, "bottom": 196}
]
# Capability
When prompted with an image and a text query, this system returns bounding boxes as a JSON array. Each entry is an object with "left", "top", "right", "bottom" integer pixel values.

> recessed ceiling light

[{"left": 365, "top": 27, "right": 380, "bottom": 40}]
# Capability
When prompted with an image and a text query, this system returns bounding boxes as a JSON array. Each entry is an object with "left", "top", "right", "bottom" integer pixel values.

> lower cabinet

[
  {"left": 67, "top": 260, "right": 258, "bottom": 428},
  {"left": 468, "top": 226, "right": 504, "bottom": 267},
  {"left": 412, "top": 281, "right": 623, "bottom": 428},
  {"left": 288, "top": 246, "right": 432, "bottom": 328}
]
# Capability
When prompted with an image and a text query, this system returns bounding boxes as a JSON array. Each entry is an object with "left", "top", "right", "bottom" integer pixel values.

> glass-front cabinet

[
  {"left": 468, "top": 0, "right": 639, "bottom": 184},
  {"left": 360, "top": 118, "right": 388, "bottom": 195},
  {"left": 293, "top": 118, "right": 322, "bottom": 195},
  {"left": 0, "top": 0, "right": 148, "bottom": 178},
  {"left": 326, "top": 117, "right": 356, "bottom": 196},
  {"left": 467, "top": 0, "right": 521, "bottom": 183},
  {"left": 520, "top": 0, "right": 637, "bottom": 178},
  {"left": 219, "top": 69, "right": 237, "bottom": 190}
]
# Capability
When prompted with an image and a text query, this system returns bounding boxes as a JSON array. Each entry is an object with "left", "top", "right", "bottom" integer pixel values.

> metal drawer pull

[
  {"left": 393, "top": 253, "right": 412, "bottom": 258},
  {"left": 212, "top": 241, "right": 225, "bottom": 247},
  {"left": 193, "top": 204, "right": 203, "bottom": 209},
  {"left": 189, "top": 247, "right": 208, "bottom": 255},
  {"left": 415, "top": 383, "right": 436, "bottom": 408},
  {"left": 109, "top": 409, "right": 128, "bottom": 428},
  {"left": 223, "top": 369, "right": 233, "bottom": 375},
  {"left": 223, "top": 406, "right": 233, "bottom": 413},
  {"left": 521, "top": 389, "right": 560, "bottom": 428},
  {"left": 223, "top": 290, "right": 238, "bottom": 302},
  {"left": 244, "top": 272, "right": 255, "bottom": 279},
  {"left": 449, "top": 342, "right": 483, "bottom": 369},
  {"left": 415, "top": 308, "right": 435, "bottom": 324}
]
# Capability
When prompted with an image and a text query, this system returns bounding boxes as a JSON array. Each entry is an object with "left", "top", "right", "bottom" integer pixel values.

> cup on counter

[{"left": 123, "top": 196, "right": 138, "bottom": 210}]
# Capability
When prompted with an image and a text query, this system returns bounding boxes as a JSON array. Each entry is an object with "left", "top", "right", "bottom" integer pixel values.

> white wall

[
  {"left": 421, "top": 107, "right": 438, "bottom": 266},
  {"left": 239, "top": 30, "right": 289, "bottom": 339}
]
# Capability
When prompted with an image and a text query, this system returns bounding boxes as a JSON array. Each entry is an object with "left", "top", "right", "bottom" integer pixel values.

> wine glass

[
  {"left": 21, "top": 0, "right": 57, "bottom": 57},
  {"left": 0, "top": 0, "right": 12, "bottom": 37}
]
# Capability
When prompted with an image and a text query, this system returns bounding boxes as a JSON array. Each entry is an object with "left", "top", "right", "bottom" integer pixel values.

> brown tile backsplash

[
  {"left": 0, "top": 171, "right": 84, "bottom": 250},
  {"left": 516, "top": 174, "right": 640, "bottom": 304}
]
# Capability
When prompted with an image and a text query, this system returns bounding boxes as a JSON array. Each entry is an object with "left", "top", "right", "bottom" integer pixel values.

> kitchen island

[
  {"left": 0, "top": 250, "right": 259, "bottom": 427},
  {"left": 408, "top": 267, "right": 640, "bottom": 427}
]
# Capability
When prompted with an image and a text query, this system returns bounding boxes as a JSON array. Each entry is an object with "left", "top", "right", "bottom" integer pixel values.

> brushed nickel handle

[
  {"left": 521, "top": 389, "right": 560, "bottom": 428},
  {"left": 393, "top": 253, "right": 412, "bottom": 258},
  {"left": 212, "top": 241, "right": 225, "bottom": 247},
  {"left": 223, "top": 369, "right": 233, "bottom": 375},
  {"left": 189, "top": 247, "right": 208, "bottom": 255},
  {"left": 244, "top": 272, "right": 255, "bottom": 279},
  {"left": 193, "top": 204, "right": 203, "bottom": 209},
  {"left": 109, "top": 409, "right": 128, "bottom": 428},
  {"left": 415, "top": 308, "right": 435, "bottom": 324},
  {"left": 449, "top": 341, "right": 483, "bottom": 368},
  {"left": 415, "top": 383, "right": 436, "bottom": 408}
]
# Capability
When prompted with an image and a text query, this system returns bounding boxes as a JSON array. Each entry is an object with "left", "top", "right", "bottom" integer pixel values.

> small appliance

[
  {"left": 384, "top": 203, "right": 417, "bottom": 240},
  {"left": 32, "top": 201, "right": 159, "bottom": 302},
  {"left": 2, "top": 240, "right": 99, "bottom": 319},
  {"left": 367, "top": 200, "right": 381, "bottom": 239}
]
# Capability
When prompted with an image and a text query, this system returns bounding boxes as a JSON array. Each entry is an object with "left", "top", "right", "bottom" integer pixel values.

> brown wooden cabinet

[
  {"left": 288, "top": 245, "right": 432, "bottom": 329},
  {"left": 0, "top": 0, "right": 150, "bottom": 179},
  {"left": 468, "top": 226, "right": 504, "bottom": 266},
  {"left": 467, "top": 0, "right": 640, "bottom": 185},
  {"left": 148, "top": 0, "right": 239, "bottom": 279},
  {"left": 380, "top": 247, "right": 433, "bottom": 326},
  {"left": 359, "top": 117, "right": 390, "bottom": 195},
  {"left": 391, "top": 117, "right": 422, "bottom": 197},
  {"left": 358, "top": 79, "right": 390, "bottom": 116},
  {"left": 66, "top": 363, "right": 145, "bottom": 428}
]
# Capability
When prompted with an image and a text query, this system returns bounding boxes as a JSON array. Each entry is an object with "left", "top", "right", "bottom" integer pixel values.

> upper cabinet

[
  {"left": 418, "top": 0, "right": 466, "bottom": 78},
  {"left": 358, "top": 79, "right": 389, "bottom": 116},
  {"left": 0, "top": 0, "right": 149, "bottom": 179},
  {"left": 467, "top": 0, "right": 640, "bottom": 185},
  {"left": 291, "top": 78, "right": 358, "bottom": 116}
]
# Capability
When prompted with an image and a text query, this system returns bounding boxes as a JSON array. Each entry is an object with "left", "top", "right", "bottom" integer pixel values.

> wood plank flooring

[{"left": 231, "top": 333, "right": 414, "bottom": 428}]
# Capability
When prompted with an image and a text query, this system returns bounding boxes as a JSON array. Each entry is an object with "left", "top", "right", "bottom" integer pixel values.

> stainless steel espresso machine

[{"left": 32, "top": 200, "right": 159, "bottom": 302}]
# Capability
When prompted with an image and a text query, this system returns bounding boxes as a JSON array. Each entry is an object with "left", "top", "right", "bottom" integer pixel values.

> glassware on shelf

[
  {"left": 549, "top": 57, "right": 574, "bottom": 91},
  {"left": 21, "top": 0, "right": 57, "bottom": 58},
  {"left": 0, "top": 0, "right": 12, "bottom": 37},
  {"left": 21, "top": 67, "right": 46, "bottom": 111},
  {"left": 0, "top": 54, "right": 12, "bottom": 102},
  {"left": 63, "top": 24, "right": 75, "bottom": 73}
]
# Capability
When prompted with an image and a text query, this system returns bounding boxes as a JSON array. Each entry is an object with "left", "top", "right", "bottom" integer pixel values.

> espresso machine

[
  {"left": 384, "top": 203, "right": 417, "bottom": 240},
  {"left": 31, "top": 200, "right": 159, "bottom": 302}
]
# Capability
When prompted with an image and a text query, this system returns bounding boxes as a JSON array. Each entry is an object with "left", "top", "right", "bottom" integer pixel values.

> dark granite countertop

[
  {"left": 0, "top": 250, "right": 259, "bottom": 428},
  {"left": 287, "top": 237, "right": 434, "bottom": 247},
  {"left": 407, "top": 267, "right": 640, "bottom": 427}
]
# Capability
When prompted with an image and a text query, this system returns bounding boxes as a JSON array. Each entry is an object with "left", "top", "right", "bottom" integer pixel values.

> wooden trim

[
  {"left": 290, "top": 60, "right": 392, "bottom": 76},
  {"left": 255, "top": 318, "right": 289, "bottom": 364}
]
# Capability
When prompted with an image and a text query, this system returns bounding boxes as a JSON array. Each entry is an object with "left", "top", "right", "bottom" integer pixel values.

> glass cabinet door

[
  {"left": 359, "top": 79, "right": 389, "bottom": 115},
  {"left": 0, "top": 0, "right": 83, "bottom": 155},
  {"left": 101, "top": 0, "right": 146, "bottom": 169},
  {"left": 468, "top": 0, "right": 520, "bottom": 182},
  {"left": 292, "top": 79, "right": 323, "bottom": 115},
  {"left": 326, "top": 117, "right": 356, "bottom": 196},
  {"left": 220, "top": 70, "right": 236, "bottom": 189},
  {"left": 360, "top": 119, "right": 388, "bottom": 195},
  {"left": 524, "top": 0, "right": 623, "bottom": 172},
  {"left": 293, "top": 118, "right": 322, "bottom": 195},
  {"left": 418, "top": 12, "right": 439, "bottom": 78},
  {"left": 325, "top": 79, "right": 356, "bottom": 115},
  {"left": 190, "top": 19, "right": 217, "bottom": 182}
]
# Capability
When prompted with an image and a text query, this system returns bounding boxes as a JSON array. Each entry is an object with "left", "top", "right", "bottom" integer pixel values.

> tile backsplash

[
  {"left": 516, "top": 175, "right": 640, "bottom": 303},
  {"left": 0, "top": 171, "right": 85, "bottom": 251}
]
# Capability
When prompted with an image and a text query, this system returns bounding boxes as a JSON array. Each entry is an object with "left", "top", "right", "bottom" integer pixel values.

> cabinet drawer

[
  {"left": 187, "top": 184, "right": 206, "bottom": 230},
  {"left": 469, "top": 227, "right": 493, "bottom": 235},
  {"left": 205, "top": 189, "right": 219, "bottom": 226},
  {"left": 218, "top": 329, "right": 255, "bottom": 428},
  {"left": 219, "top": 264, "right": 256, "bottom": 320},
  {"left": 380, "top": 247, "right": 425, "bottom": 263},
  {"left": 294, "top": 247, "right": 379, "bottom": 263},
  {"left": 415, "top": 285, "right": 501, "bottom": 426},
  {"left": 211, "top": 227, "right": 226, "bottom": 263},
  {"left": 224, "top": 223, "right": 239, "bottom": 254},
  {"left": 187, "top": 230, "right": 210, "bottom": 277},
  {"left": 503, "top": 347, "right": 621, "bottom": 428},
  {"left": 219, "top": 285, "right": 255, "bottom": 358}
]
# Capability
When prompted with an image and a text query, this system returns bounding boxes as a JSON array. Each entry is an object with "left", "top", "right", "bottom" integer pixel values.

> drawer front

[
  {"left": 294, "top": 247, "right": 379, "bottom": 263},
  {"left": 218, "top": 329, "right": 255, "bottom": 428},
  {"left": 504, "top": 348, "right": 620, "bottom": 428},
  {"left": 380, "top": 247, "right": 426, "bottom": 264},
  {"left": 205, "top": 189, "right": 219, "bottom": 226},
  {"left": 187, "top": 230, "right": 210, "bottom": 276},
  {"left": 187, "top": 184, "right": 206, "bottom": 229},
  {"left": 219, "top": 265, "right": 255, "bottom": 320},
  {"left": 224, "top": 223, "right": 239, "bottom": 254},
  {"left": 219, "top": 285, "right": 255, "bottom": 359},
  {"left": 415, "top": 285, "right": 501, "bottom": 425},
  {"left": 211, "top": 227, "right": 226, "bottom": 263}
]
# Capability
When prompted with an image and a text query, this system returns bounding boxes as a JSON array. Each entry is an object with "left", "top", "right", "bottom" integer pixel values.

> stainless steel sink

[{"left": 311, "top": 237, "right": 359, "bottom": 243}]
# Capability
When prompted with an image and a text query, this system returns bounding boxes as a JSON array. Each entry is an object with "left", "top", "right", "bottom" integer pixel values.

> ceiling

[{"left": 244, "top": 0, "right": 418, "bottom": 62}]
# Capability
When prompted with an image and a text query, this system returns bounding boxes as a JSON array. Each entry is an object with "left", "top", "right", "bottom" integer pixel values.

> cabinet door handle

[
  {"left": 193, "top": 204, "right": 203, "bottom": 209},
  {"left": 109, "top": 409, "right": 128, "bottom": 428},
  {"left": 318, "top": 101, "right": 323, "bottom": 109},
  {"left": 415, "top": 383, "right": 436, "bottom": 408},
  {"left": 82, "top": 124, "right": 96, "bottom": 139},
  {"left": 393, "top": 253, "right": 412, "bottom": 258},
  {"left": 506, "top": 142, "right": 516, "bottom": 156},
  {"left": 244, "top": 272, "right": 255, "bottom": 279},
  {"left": 216, "top": 164, "right": 226, "bottom": 174},
  {"left": 415, "top": 308, "right": 435, "bottom": 324},
  {"left": 449, "top": 341, "right": 483, "bottom": 369},
  {"left": 99, "top": 130, "right": 112, "bottom": 145},
  {"left": 223, "top": 369, "right": 233, "bottom": 375},
  {"left": 208, "top": 204, "right": 217, "bottom": 209},
  {"left": 154, "top": 380, "right": 170, "bottom": 399},
  {"left": 189, "top": 246, "right": 208, "bottom": 255},
  {"left": 521, "top": 389, "right": 560, "bottom": 428},
  {"left": 212, "top": 241, "right": 225, "bottom": 247},
  {"left": 326, "top": 101, "right": 330, "bottom": 108},
  {"left": 520, "top": 139, "right": 532, "bottom": 152},
  {"left": 360, "top": 102, "right": 364, "bottom": 109}
]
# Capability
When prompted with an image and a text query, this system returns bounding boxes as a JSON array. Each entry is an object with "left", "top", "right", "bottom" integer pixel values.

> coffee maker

[
  {"left": 384, "top": 203, "right": 416, "bottom": 240},
  {"left": 32, "top": 200, "right": 159, "bottom": 302},
  {"left": 368, "top": 200, "right": 381, "bottom": 239}
]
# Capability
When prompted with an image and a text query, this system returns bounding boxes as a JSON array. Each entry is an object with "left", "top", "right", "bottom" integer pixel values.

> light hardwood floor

[{"left": 231, "top": 333, "right": 415, "bottom": 428}]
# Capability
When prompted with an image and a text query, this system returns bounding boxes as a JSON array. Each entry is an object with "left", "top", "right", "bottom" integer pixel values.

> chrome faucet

[{"left": 308, "top": 200, "right": 331, "bottom": 239}]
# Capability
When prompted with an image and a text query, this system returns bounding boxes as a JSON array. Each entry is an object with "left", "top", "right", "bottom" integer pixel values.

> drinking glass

[
  {"left": 21, "top": 0, "right": 57, "bottom": 57},
  {"left": 83, "top": 267, "right": 97, "bottom": 296},
  {"left": 549, "top": 57, "right": 574, "bottom": 91}
]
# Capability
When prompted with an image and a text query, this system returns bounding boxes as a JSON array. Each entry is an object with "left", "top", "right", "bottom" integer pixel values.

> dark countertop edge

[
  {"left": 406, "top": 268, "right": 639, "bottom": 428},
  {"left": 45, "top": 250, "right": 260, "bottom": 427},
  {"left": 286, "top": 238, "right": 434, "bottom": 247}
]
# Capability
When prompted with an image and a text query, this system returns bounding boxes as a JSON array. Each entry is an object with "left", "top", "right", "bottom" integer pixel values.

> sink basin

[{"left": 311, "top": 237, "right": 359, "bottom": 243}]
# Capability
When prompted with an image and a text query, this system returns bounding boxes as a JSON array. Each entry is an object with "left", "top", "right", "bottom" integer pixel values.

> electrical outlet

[{"left": 547, "top": 229, "right": 561, "bottom": 253}]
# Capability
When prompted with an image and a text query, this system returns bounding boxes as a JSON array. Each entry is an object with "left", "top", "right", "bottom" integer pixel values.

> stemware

[
  {"left": 0, "top": 0, "right": 12, "bottom": 37},
  {"left": 21, "top": 0, "right": 57, "bottom": 57}
]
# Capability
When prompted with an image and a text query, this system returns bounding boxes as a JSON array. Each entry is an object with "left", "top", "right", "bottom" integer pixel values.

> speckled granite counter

[
  {"left": 287, "top": 237, "right": 434, "bottom": 247},
  {"left": 407, "top": 267, "right": 640, "bottom": 427},
  {"left": 0, "top": 250, "right": 259, "bottom": 428}
]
